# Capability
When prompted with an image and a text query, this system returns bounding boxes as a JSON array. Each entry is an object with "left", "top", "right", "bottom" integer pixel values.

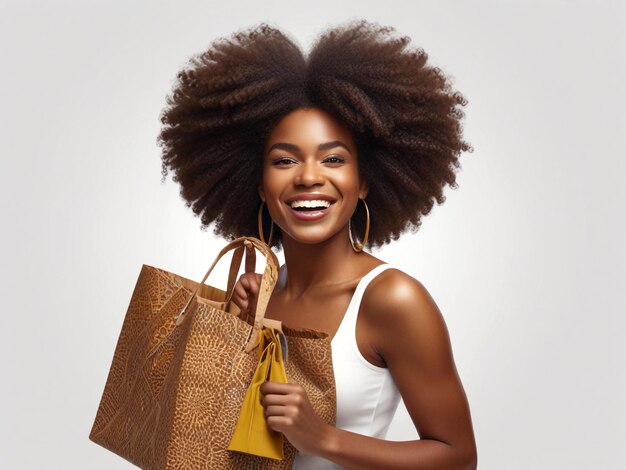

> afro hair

[{"left": 158, "top": 19, "right": 471, "bottom": 249}]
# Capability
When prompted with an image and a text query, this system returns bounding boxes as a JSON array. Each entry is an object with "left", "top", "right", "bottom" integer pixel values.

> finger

[
  {"left": 248, "top": 273, "right": 261, "bottom": 295},
  {"left": 234, "top": 298, "right": 249, "bottom": 312},
  {"left": 234, "top": 282, "right": 249, "bottom": 300},
  {"left": 244, "top": 241, "right": 256, "bottom": 273},
  {"left": 261, "top": 381, "right": 298, "bottom": 395},
  {"left": 232, "top": 287, "right": 249, "bottom": 312},
  {"left": 238, "top": 273, "right": 259, "bottom": 296},
  {"left": 264, "top": 405, "right": 287, "bottom": 416},
  {"left": 233, "top": 296, "right": 248, "bottom": 312},
  {"left": 266, "top": 416, "right": 290, "bottom": 432},
  {"left": 261, "top": 393, "right": 291, "bottom": 407}
]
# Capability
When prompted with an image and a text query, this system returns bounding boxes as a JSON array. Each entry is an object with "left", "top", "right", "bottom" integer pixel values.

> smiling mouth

[{"left": 287, "top": 200, "right": 336, "bottom": 211}]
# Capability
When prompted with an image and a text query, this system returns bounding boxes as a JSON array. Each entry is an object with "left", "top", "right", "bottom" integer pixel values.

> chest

[
  {"left": 264, "top": 285, "right": 354, "bottom": 339},
  {"left": 263, "top": 283, "right": 385, "bottom": 367}
]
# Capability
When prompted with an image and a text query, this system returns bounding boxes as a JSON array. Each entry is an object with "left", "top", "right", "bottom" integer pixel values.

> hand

[
  {"left": 231, "top": 241, "right": 262, "bottom": 315},
  {"left": 260, "top": 381, "right": 332, "bottom": 456}
]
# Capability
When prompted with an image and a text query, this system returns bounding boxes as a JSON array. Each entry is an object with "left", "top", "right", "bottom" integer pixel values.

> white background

[{"left": 1, "top": 1, "right": 625, "bottom": 469}]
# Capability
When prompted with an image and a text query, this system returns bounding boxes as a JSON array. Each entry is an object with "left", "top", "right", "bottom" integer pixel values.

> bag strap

[
  {"left": 175, "top": 237, "right": 280, "bottom": 353},
  {"left": 225, "top": 245, "right": 245, "bottom": 303}
]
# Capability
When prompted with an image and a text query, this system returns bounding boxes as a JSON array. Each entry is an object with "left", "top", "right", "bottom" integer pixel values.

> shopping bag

[{"left": 89, "top": 236, "right": 336, "bottom": 469}]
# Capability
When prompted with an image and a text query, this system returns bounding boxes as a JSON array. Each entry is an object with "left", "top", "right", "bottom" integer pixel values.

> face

[{"left": 259, "top": 107, "right": 368, "bottom": 247}]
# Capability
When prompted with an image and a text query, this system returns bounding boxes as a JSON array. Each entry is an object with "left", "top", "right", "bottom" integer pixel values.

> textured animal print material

[{"left": 89, "top": 237, "right": 336, "bottom": 469}]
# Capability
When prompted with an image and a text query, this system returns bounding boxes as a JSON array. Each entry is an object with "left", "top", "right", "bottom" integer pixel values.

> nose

[{"left": 294, "top": 160, "right": 324, "bottom": 187}]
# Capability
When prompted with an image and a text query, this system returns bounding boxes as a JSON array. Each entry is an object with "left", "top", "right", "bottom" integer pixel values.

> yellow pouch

[{"left": 227, "top": 327, "right": 288, "bottom": 460}]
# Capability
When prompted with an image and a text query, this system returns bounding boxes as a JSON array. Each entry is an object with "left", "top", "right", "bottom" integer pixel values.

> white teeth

[{"left": 290, "top": 199, "right": 332, "bottom": 209}]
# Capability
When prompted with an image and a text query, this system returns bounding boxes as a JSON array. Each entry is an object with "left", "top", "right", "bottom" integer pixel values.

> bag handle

[
  {"left": 224, "top": 245, "right": 245, "bottom": 304},
  {"left": 175, "top": 236, "right": 280, "bottom": 353},
  {"left": 216, "top": 241, "right": 270, "bottom": 308}
]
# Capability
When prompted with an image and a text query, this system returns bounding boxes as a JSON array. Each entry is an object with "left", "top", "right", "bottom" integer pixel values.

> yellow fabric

[{"left": 227, "top": 327, "right": 288, "bottom": 460}]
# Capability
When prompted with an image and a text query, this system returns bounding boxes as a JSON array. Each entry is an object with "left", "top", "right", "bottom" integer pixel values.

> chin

[{"left": 281, "top": 226, "right": 346, "bottom": 247}]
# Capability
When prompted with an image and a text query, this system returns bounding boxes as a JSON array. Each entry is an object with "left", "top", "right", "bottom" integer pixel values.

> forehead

[{"left": 264, "top": 107, "right": 356, "bottom": 151}]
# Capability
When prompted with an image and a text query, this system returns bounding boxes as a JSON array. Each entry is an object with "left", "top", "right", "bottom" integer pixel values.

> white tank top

[{"left": 291, "top": 264, "right": 402, "bottom": 470}]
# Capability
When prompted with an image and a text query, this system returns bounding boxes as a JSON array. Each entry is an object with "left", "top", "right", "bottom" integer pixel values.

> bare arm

[{"left": 261, "top": 270, "right": 477, "bottom": 469}]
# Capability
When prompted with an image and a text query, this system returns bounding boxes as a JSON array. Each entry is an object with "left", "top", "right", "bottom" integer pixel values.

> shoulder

[
  {"left": 363, "top": 266, "right": 438, "bottom": 320},
  {"left": 361, "top": 266, "right": 452, "bottom": 364}
]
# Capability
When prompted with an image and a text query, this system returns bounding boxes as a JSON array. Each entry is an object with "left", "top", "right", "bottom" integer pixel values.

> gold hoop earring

[
  {"left": 348, "top": 198, "right": 370, "bottom": 253},
  {"left": 257, "top": 201, "right": 274, "bottom": 246}
]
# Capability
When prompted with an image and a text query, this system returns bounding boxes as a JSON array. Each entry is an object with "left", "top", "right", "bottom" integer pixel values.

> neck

[{"left": 280, "top": 226, "right": 363, "bottom": 299}]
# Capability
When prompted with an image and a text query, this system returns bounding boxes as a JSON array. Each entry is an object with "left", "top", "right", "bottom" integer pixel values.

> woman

[{"left": 159, "top": 20, "right": 476, "bottom": 469}]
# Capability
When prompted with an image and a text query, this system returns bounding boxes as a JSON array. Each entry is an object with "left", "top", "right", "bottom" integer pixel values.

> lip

[{"left": 287, "top": 205, "right": 333, "bottom": 221}]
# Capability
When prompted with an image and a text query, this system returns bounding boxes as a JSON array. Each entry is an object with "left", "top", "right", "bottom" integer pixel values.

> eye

[
  {"left": 323, "top": 155, "right": 345, "bottom": 164},
  {"left": 271, "top": 157, "right": 297, "bottom": 166}
]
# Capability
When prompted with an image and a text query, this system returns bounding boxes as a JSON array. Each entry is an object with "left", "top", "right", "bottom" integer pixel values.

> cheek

[
  {"left": 262, "top": 169, "right": 285, "bottom": 197},
  {"left": 335, "top": 168, "right": 362, "bottom": 197},
  {"left": 261, "top": 169, "right": 290, "bottom": 217}
]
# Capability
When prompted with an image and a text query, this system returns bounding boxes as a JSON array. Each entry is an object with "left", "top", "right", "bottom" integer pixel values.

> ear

[
  {"left": 358, "top": 177, "right": 369, "bottom": 200},
  {"left": 258, "top": 181, "right": 265, "bottom": 202}
]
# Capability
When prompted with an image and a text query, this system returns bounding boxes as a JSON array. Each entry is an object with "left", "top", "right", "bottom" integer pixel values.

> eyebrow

[{"left": 266, "top": 140, "right": 352, "bottom": 155}]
